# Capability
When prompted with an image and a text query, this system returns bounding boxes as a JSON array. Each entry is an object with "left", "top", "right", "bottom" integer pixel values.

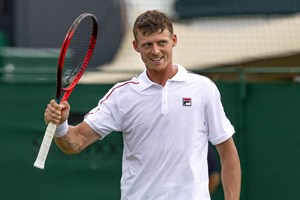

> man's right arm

[
  {"left": 44, "top": 99, "right": 101, "bottom": 154},
  {"left": 54, "top": 122, "right": 101, "bottom": 154}
]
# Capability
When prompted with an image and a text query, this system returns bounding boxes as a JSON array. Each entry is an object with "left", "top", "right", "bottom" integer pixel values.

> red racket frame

[{"left": 56, "top": 13, "right": 98, "bottom": 103}]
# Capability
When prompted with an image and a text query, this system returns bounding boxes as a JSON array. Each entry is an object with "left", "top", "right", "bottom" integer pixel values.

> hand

[{"left": 44, "top": 100, "right": 70, "bottom": 125}]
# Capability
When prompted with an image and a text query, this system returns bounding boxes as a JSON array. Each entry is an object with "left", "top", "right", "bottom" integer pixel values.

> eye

[
  {"left": 143, "top": 43, "right": 152, "bottom": 48},
  {"left": 158, "top": 40, "right": 167, "bottom": 46}
]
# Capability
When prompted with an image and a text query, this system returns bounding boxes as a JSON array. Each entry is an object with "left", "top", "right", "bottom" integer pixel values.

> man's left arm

[{"left": 216, "top": 137, "right": 241, "bottom": 200}]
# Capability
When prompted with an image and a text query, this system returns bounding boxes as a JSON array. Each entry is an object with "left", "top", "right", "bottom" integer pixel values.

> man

[{"left": 45, "top": 10, "right": 241, "bottom": 200}]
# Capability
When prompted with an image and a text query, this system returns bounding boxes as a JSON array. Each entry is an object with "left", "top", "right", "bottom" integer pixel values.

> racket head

[{"left": 56, "top": 13, "right": 98, "bottom": 102}]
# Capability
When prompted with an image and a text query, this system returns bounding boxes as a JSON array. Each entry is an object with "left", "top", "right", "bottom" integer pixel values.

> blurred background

[{"left": 0, "top": 0, "right": 300, "bottom": 199}]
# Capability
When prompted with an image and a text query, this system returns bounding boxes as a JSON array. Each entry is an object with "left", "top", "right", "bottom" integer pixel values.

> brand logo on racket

[
  {"left": 62, "top": 62, "right": 82, "bottom": 85},
  {"left": 63, "top": 68, "right": 77, "bottom": 85}
]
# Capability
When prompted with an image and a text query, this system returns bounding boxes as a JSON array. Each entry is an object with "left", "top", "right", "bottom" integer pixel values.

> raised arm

[
  {"left": 216, "top": 137, "right": 241, "bottom": 200},
  {"left": 44, "top": 100, "right": 100, "bottom": 154}
]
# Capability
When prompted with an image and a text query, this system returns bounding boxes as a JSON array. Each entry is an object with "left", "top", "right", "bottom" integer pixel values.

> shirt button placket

[{"left": 161, "top": 82, "right": 168, "bottom": 114}]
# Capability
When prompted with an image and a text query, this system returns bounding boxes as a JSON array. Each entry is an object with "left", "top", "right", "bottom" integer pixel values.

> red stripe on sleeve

[{"left": 100, "top": 81, "right": 139, "bottom": 104}]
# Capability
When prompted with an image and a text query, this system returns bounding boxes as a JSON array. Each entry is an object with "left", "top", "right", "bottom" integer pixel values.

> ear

[
  {"left": 132, "top": 40, "right": 140, "bottom": 52},
  {"left": 172, "top": 34, "right": 177, "bottom": 47}
]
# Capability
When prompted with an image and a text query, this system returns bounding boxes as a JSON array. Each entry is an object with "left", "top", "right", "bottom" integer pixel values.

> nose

[{"left": 151, "top": 44, "right": 160, "bottom": 55}]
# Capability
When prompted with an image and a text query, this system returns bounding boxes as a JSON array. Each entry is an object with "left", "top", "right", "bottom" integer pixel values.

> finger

[
  {"left": 50, "top": 99, "right": 61, "bottom": 110},
  {"left": 60, "top": 101, "right": 70, "bottom": 110},
  {"left": 44, "top": 110, "right": 61, "bottom": 124},
  {"left": 46, "top": 103, "right": 62, "bottom": 118},
  {"left": 45, "top": 106, "right": 61, "bottom": 118}
]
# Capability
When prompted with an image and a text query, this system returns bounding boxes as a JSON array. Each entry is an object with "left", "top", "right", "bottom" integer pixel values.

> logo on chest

[{"left": 182, "top": 97, "right": 192, "bottom": 106}]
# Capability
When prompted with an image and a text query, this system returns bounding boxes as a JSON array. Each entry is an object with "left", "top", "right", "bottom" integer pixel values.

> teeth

[{"left": 151, "top": 57, "right": 162, "bottom": 61}]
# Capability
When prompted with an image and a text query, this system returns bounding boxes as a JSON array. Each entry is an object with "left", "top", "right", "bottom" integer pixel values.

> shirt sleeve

[
  {"left": 84, "top": 85, "right": 122, "bottom": 139},
  {"left": 205, "top": 81, "right": 235, "bottom": 145}
]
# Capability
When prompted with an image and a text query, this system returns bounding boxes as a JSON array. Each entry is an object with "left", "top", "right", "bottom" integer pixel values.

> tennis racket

[{"left": 34, "top": 13, "right": 98, "bottom": 169}]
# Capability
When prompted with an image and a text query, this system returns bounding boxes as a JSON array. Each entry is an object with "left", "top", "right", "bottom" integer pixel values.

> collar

[
  {"left": 137, "top": 64, "right": 188, "bottom": 91},
  {"left": 170, "top": 64, "right": 189, "bottom": 82}
]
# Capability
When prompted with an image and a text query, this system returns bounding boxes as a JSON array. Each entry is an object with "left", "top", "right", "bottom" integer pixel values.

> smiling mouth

[{"left": 150, "top": 56, "right": 163, "bottom": 61}]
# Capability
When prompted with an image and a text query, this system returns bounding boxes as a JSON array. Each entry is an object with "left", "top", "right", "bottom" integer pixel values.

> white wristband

[{"left": 54, "top": 120, "right": 69, "bottom": 137}]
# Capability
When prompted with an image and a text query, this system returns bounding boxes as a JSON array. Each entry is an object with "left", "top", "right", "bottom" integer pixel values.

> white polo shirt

[{"left": 84, "top": 64, "right": 235, "bottom": 200}]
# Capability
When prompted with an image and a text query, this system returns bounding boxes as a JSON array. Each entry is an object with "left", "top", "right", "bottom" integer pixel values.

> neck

[{"left": 146, "top": 64, "right": 178, "bottom": 86}]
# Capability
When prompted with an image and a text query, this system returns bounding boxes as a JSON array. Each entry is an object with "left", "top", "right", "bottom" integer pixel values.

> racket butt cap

[{"left": 33, "top": 161, "right": 45, "bottom": 170}]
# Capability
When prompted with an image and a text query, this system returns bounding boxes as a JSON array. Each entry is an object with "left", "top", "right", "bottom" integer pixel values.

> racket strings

[{"left": 62, "top": 17, "right": 95, "bottom": 88}]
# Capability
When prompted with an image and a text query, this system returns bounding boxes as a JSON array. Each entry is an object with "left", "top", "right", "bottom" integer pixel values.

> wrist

[{"left": 55, "top": 120, "right": 68, "bottom": 137}]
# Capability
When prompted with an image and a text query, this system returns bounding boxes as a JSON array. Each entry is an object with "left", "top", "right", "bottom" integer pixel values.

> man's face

[{"left": 133, "top": 29, "right": 177, "bottom": 73}]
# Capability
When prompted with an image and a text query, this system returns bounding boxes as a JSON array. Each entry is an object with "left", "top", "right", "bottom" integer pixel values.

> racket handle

[{"left": 34, "top": 122, "right": 57, "bottom": 169}]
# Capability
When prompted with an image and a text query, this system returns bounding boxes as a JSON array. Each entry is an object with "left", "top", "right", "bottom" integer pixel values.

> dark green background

[{"left": 1, "top": 76, "right": 299, "bottom": 199}]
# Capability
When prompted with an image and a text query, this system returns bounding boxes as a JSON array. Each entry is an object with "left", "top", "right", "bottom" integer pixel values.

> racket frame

[
  {"left": 57, "top": 13, "right": 98, "bottom": 103},
  {"left": 34, "top": 13, "right": 98, "bottom": 169}
]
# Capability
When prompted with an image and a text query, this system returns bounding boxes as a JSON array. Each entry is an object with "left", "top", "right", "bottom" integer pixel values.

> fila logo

[{"left": 182, "top": 97, "right": 192, "bottom": 106}]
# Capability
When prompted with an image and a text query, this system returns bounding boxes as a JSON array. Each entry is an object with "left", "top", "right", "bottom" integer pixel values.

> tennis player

[{"left": 45, "top": 10, "right": 241, "bottom": 200}]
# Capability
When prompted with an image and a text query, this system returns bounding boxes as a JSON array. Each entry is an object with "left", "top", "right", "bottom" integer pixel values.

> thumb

[{"left": 59, "top": 101, "right": 70, "bottom": 111}]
